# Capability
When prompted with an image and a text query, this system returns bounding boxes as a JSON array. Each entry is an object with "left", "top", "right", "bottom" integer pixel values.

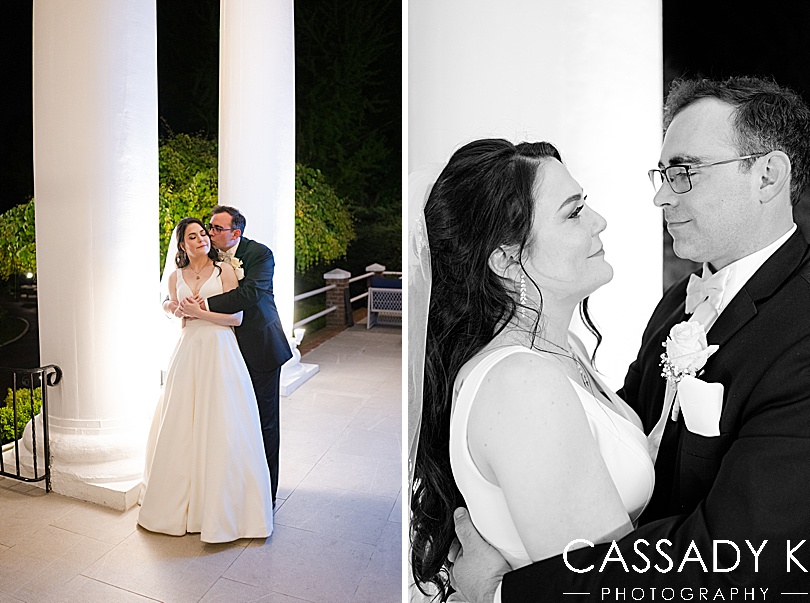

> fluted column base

[{"left": 4, "top": 413, "right": 149, "bottom": 510}]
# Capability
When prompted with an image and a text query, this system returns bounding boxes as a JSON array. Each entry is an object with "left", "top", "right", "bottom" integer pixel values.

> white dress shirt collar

[
  {"left": 702, "top": 224, "right": 796, "bottom": 317},
  {"left": 219, "top": 240, "right": 240, "bottom": 260}
]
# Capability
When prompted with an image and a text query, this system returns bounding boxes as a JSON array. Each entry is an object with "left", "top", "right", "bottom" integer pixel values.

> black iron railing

[{"left": 0, "top": 365, "right": 61, "bottom": 492}]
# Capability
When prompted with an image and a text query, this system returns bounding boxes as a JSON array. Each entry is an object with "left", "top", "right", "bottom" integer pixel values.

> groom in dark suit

[
  {"left": 205, "top": 205, "right": 292, "bottom": 507},
  {"left": 451, "top": 77, "right": 810, "bottom": 599}
]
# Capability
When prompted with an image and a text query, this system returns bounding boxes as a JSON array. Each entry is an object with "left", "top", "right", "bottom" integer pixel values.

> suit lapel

[
  {"left": 233, "top": 237, "right": 248, "bottom": 260},
  {"left": 642, "top": 230, "right": 808, "bottom": 521},
  {"left": 708, "top": 229, "right": 809, "bottom": 347},
  {"left": 639, "top": 281, "right": 691, "bottom": 431},
  {"left": 663, "top": 303, "right": 690, "bottom": 340}
]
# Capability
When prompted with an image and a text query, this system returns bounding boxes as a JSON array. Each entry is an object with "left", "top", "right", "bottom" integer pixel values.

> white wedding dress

[
  {"left": 450, "top": 344, "right": 654, "bottom": 569},
  {"left": 138, "top": 267, "right": 274, "bottom": 543}
]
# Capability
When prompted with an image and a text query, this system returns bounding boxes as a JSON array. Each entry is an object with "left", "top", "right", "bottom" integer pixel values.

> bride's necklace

[
  {"left": 187, "top": 262, "right": 208, "bottom": 280},
  {"left": 534, "top": 337, "right": 591, "bottom": 389}
]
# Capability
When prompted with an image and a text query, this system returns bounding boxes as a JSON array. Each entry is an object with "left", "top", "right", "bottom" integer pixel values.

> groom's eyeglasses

[
  {"left": 647, "top": 152, "right": 770, "bottom": 194},
  {"left": 207, "top": 224, "right": 236, "bottom": 234}
]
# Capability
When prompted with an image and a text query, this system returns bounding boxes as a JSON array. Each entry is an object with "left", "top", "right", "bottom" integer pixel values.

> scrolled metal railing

[{"left": 0, "top": 364, "right": 61, "bottom": 492}]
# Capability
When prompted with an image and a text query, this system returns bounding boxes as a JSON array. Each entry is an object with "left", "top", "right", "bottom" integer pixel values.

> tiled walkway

[{"left": 0, "top": 324, "right": 402, "bottom": 603}]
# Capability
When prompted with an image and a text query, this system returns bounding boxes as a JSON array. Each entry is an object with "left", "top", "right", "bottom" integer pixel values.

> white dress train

[{"left": 138, "top": 267, "right": 273, "bottom": 543}]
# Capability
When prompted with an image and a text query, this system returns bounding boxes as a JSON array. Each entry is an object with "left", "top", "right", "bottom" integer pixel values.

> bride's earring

[{"left": 518, "top": 273, "right": 527, "bottom": 317}]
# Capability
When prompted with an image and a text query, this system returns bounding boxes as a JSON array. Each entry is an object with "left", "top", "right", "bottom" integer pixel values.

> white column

[
  {"left": 219, "top": 0, "right": 295, "bottom": 334},
  {"left": 32, "top": 0, "right": 158, "bottom": 508},
  {"left": 409, "top": 0, "right": 663, "bottom": 386}
]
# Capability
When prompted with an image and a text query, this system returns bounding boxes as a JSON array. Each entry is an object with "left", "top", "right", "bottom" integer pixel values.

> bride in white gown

[
  {"left": 409, "top": 140, "right": 654, "bottom": 601},
  {"left": 139, "top": 217, "right": 273, "bottom": 543}
]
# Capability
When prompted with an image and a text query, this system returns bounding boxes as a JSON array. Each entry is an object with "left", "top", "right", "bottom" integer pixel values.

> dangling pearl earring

[{"left": 518, "top": 273, "right": 527, "bottom": 316}]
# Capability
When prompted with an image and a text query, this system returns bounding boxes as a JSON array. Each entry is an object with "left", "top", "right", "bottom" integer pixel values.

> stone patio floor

[{"left": 0, "top": 323, "right": 403, "bottom": 603}]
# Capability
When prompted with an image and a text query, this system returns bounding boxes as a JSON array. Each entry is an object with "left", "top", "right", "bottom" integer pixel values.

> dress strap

[
  {"left": 568, "top": 333, "right": 644, "bottom": 430},
  {"left": 175, "top": 268, "right": 193, "bottom": 299}
]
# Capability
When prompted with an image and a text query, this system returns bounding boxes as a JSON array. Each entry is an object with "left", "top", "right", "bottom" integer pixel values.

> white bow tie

[{"left": 685, "top": 270, "right": 730, "bottom": 315}]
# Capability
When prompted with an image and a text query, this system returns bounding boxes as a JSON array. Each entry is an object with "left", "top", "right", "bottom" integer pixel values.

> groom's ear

[
  {"left": 758, "top": 151, "right": 791, "bottom": 204},
  {"left": 488, "top": 245, "right": 520, "bottom": 278}
]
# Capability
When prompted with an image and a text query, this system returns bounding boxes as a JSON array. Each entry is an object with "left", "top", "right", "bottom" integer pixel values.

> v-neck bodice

[{"left": 177, "top": 266, "right": 221, "bottom": 300}]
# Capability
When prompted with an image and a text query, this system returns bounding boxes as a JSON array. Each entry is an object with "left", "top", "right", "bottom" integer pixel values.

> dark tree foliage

[
  {"left": 295, "top": 0, "right": 402, "bottom": 285},
  {"left": 295, "top": 0, "right": 401, "bottom": 208}
]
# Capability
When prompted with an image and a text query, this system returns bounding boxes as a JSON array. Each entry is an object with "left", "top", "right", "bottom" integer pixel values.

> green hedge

[
  {"left": 158, "top": 133, "right": 220, "bottom": 271},
  {"left": 0, "top": 134, "right": 356, "bottom": 280},
  {"left": 295, "top": 164, "right": 355, "bottom": 272},
  {"left": 0, "top": 199, "right": 36, "bottom": 280},
  {"left": 0, "top": 387, "right": 42, "bottom": 445}
]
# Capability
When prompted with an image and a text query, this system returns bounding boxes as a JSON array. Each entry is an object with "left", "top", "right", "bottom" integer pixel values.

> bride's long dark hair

[{"left": 410, "top": 139, "right": 602, "bottom": 599}]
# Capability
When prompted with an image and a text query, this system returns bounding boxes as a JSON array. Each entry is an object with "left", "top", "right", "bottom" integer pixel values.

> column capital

[{"left": 324, "top": 268, "right": 351, "bottom": 280}]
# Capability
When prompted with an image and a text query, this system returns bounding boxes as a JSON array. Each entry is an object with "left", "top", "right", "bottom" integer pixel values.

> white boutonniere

[
  {"left": 230, "top": 257, "right": 245, "bottom": 280},
  {"left": 660, "top": 321, "right": 719, "bottom": 420},
  {"left": 218, "top": 252, "right": 245, "bottom": 280}
]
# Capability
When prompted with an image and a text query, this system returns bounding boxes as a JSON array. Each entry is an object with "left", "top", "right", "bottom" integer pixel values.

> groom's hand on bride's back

[{"left": 452, "top": 508, "right": 510, "bottom": 603}]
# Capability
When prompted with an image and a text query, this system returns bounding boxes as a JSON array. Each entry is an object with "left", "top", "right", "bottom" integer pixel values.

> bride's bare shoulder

[
  {"left": 466, "top": 347, "right": 580, "bottom": 425},
  {"left": 468, "top": 346, "right": 583, "bottom": 432},
  {"left": 471, "top": 346, "right": 570, "bottom": 396},
  {"left": 466, "top": 345, "right": 589, "bottom": 481}
]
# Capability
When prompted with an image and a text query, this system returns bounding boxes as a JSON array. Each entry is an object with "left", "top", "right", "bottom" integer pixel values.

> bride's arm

[
  {"left": 180, "top": 295, "right": 243, "bottom": 326},
  {"left": 161, "top": 271, "right": 180, "bottom": 317},
  {"left": 467, "top": 352, "right": 632, "bottom": 562},
  {"left": 179, "top": 264, "right": 244, "bottom": 326}
]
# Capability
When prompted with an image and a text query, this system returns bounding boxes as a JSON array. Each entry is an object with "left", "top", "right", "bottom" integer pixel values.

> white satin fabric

[
  {"left": 449, "top": 345, "right": 654, "bottom": 569},
  {"left": 139, "top": 268, "right": 273, "bottom": 543}
]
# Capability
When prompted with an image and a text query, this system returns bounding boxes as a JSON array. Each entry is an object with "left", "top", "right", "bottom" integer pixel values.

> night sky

[
  {"left": 663, "top": 2, "right": 810, "bottom": 96},
  {"left": 0, "top": 1, "right": 33, "bottom": 214}
]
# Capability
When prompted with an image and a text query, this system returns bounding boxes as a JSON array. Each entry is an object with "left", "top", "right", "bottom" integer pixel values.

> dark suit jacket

[
  {"left": 207, "top": 237, "right": 292, "bottom": 373},
  {"left": 503, "top": 228, "right": 810, "bottom": 597}
]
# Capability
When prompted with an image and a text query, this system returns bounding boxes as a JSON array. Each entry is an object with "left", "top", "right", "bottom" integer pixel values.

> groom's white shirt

[
  {"left": 219, "top": 244, "right": 238, "bottom": 261},
  {"left": 696, "top": 224, "right": 796, "bottom": 331},
  {"left": 490, "top": 223, "right": 797, "bottom": 603}
]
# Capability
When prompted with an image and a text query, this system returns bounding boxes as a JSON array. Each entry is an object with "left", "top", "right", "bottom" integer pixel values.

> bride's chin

[
  {"left": 599, "top": 270, "right": 615, "bottom": 290},
  {"left": 583, "top": 265, "right": 614, "bottom": 298}
]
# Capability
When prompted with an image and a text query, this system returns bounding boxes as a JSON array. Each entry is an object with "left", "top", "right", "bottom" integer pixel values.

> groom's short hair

[
  {"left": 212, "top": 205, "right": 247, "bottom": 234},
  {"left": 663, "top": 76, "right": 810, "bottom": 205}
]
